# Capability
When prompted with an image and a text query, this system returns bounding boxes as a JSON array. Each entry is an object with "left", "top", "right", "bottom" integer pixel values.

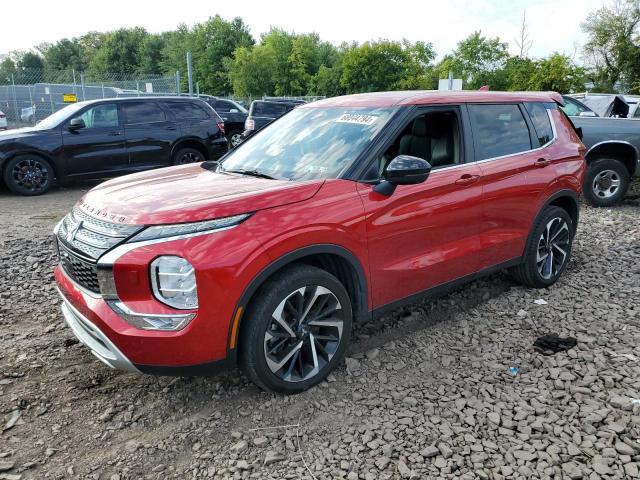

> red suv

[{"left": 54, "top": 91, "right": 585, "bottom": 393}]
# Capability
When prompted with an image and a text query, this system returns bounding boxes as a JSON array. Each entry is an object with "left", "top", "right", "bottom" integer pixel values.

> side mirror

[
  {"left": 69, "top": 118, "right": 86, "bottom": 130},
  {"left": 373, "top": 155, "right": 432, "bottom": 196},
  {"left": 579, "top": 111, "right": 597, "bottom": 117}
]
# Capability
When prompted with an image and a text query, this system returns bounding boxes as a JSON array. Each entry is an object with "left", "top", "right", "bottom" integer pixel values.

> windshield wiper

[{"left": 222, "top": 168, "right": 278, "bottom": 180}]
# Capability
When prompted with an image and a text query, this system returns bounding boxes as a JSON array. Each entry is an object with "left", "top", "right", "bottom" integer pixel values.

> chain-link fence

[{"left": 0, "top": 69, "right": 180, "bottom": 127}]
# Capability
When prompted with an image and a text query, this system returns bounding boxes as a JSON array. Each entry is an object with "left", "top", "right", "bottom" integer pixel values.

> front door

[
  {"left": 61, "top": 102, "right": 128, "bottom": 177},
  {"left": 358, "top": 107, "right": 484, "bottom": 309}
]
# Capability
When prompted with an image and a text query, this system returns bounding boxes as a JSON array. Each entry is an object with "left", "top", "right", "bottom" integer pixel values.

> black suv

[
  {"left": 0, "top": 97, "right": 228, "bottom": 195},
  {"left": 196, "top": 96, "right": 248, "bottom": 148},
  {"left": 242, "top": 99, "right": 306, "bottom": 140}
]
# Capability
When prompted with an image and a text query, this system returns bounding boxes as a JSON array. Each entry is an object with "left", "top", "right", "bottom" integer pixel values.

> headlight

[
  {"left": 129, "top": 214, "right": 250, "bottom": 243},
  {"left": 150, "top": 256, "right": 198, "bottom": 310}
]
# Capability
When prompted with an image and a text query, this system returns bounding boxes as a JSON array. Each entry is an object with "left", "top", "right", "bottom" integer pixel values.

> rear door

[
  {"left": 469, "top": 103, "right": 544, "bottom": 268},
  {"left": 61, "top": 102, "right": 128, "bottom": 177},
  {"left": 358, "top": 106, "right": 484, "bottom": 309},
  {"left": 122, "top": 101, "right": 180, "bottom": 169}
]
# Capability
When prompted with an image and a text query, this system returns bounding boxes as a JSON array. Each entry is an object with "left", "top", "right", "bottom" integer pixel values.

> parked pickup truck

[{"left": 562, "top": 95, "right": 640, "bottom": 206}]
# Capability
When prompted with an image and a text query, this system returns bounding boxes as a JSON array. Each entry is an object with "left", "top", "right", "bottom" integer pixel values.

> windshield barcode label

[{"left": 336, "top": 113, "right": 378, "bottom": 125}]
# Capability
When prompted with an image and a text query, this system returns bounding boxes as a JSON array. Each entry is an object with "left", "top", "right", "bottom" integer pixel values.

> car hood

[
  {"left": 77, "top": 163, "right": 324, "bottom": 225},
  {"left": 0, "top": 126, "right": 49, "bottom": 140}
]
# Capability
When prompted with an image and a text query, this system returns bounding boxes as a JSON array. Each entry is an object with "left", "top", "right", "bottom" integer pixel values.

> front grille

[
  {"left": 56, "top": 207, "right": 142, "bottom": 294},
  {"left": 58, "top": 208, "right": 141, "bottom": 260},
  {"left": 59, "top": 242, "right": 100, "bottom": 293}
]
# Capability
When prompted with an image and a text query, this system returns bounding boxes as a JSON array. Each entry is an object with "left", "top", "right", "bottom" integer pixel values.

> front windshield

[
  {"left": 221, "top": 106, "right": 394, "bottom": 181},
  {"left": 36, "top": 103, "right": 86, "bottom": 129}
]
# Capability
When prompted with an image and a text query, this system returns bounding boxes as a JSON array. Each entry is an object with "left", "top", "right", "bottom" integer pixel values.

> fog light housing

[
  {"left": 150, "top": 256, "right": 198, "bottom": 310},
  {"left": 107, "top": 300, "right": 195, "bottom": 331}
]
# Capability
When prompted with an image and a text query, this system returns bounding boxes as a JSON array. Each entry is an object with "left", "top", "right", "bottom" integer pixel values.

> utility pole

[{"left": 186, "top": 52, "right": 193, "bottom": 96}]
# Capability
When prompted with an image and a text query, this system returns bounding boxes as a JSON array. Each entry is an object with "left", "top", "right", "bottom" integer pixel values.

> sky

[{"left": 1, "top": 0, "right": 609, "bottom": 60}]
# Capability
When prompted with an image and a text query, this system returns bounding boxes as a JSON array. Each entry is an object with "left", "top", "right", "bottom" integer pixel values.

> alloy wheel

[
  {"left": 230, "top": 133, "right": 243, "bottom": 148},
  {"left": 12, "top": 158, "right": 49, "bottom": 193},
  {"left": 264, "top": 285, "right": 344, "bottom": 383},
  {"left": 592, "top": 169, "right": 620, "bottom": 199},
  {"left": 536, "top": 217, "right": 570, "bottom": 280},
  {"left": 178, "top": 151, "right": 203, "bottom": 164}
]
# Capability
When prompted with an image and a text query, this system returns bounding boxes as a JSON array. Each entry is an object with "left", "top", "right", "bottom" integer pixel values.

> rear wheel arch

[
  {"left": 230, "top": 245, "right": 369, "bottom": 356},
  {"left": 171, "top": 139, "right": 209, "bottom": 162},
  {"left": 586, "top": 141, "right": 637, "bottom": 177},
  {"left": 524, "top": 190, "right": 579, "bottom": 254}
]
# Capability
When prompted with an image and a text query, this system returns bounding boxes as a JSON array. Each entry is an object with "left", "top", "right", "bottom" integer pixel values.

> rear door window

[
  {"left": 468, "top": 104, "right": 532, "bottom": 160},
  {"left": 123, "top": 102, "right": 166, "bottom": 124},
  {"left": 525, "top": 102, "right": 554, "bottom": 147},
  {"left": 165, "top": 102, "right": 210, "bottom": 120}
]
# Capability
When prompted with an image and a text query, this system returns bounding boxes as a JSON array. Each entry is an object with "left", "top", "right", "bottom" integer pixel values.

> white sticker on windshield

[{"left": 336, "top": 113, "right": 378, "bottom": 126}]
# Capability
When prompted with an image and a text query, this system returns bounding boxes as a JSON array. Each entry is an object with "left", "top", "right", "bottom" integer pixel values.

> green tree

[
  {"left": 188, "top": 16, "right": 254, "bottom": 95},
  {"left": 582, "top": 0, "right": 640, "bottom": 93},
  {"left": 88, "top": 27, "right": 149, "bottom": 75},
  {"left": 43, "top": 38, "right": 90, "bottom": 74},
  {"left": 503, "top": 56, "right": 538, "bottom": 90},
  {"left": 340, "top": 40, "right": 435, "bottom": 93},
  {"left": 15, "top": 52, "right": 45, "bottom": 83},
  {"left": 528, "top": 53, "right": 586, "bottom": 93},
  {"left": 227, "top": 45, "right": 276, "bottom": 97},
  {"left": 0, "top": 58, "right": 17, "bottom": 85},
  {"left": 138, "top": 34, "right": 166, "bottom": 74},
  {"left": 437, "top": 31, "right": 509, "bottom": 89}
]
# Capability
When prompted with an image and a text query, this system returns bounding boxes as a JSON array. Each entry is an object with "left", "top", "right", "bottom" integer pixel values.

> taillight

[
  {"left": 245, "top": 118, "right": 255, "bottom": 130},
  {"left": 217, "top": 121, "right": 225, "bottom": 134}
]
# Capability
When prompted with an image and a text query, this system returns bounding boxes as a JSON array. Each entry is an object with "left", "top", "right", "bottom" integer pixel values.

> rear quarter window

[
  {"left": 165, "top": 102, "right": 210, "bottom": 120},
  {"left": 251, "top": 102, "right": 289, "bottom": 117},
  {"left": 525, "top": 102, "right": 554, "bottom": 147},
  {"left": 468, "top": 104, "right": 532, "bottom": 160}
]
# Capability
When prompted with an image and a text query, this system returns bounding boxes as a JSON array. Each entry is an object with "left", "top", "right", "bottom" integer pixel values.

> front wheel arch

[
  {"left": 2, "top": 153, "right": 56, "bottom": 195},
  {"left": 230, "top": 245, "right": 368, "bottom": 357}
]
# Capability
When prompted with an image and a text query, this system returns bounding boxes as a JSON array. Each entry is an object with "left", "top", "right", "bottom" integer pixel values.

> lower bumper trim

[
  {"left": 58, "top": 289, "right": 139, "bottom": 373},
  {"left": 134, "top": 352, "right": 236, "bottom": 377}
]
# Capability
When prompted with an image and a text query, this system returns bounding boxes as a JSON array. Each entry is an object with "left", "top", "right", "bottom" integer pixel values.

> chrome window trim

[{"left": 430, "top": 108, "right": 558, "bottom": 175}]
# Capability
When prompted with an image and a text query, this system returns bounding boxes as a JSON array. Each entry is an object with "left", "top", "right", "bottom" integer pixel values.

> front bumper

[{"left": 58, "top": 287, "right": 139, "bottom": 373}]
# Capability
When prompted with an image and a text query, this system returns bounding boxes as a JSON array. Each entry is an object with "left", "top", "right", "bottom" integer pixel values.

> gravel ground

[{"left": 0, "top": 180, "right": 639, "bottom": 480}]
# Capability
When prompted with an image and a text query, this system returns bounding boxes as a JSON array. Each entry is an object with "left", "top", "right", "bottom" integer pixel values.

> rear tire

[
  {"left": 240, "top": 265, "right": 352, "bottom": 394},
  {"left": 510, "top": 206, "right": 574, "bottom": 288},
  {"left": 172, "top": 147, "right": 205, "bottom": 165},
  {"left": 583, "top": 158, "right": 630, "bottom": 207},
  {"left": 227, "top": 130, "right": 244, "bottom": 149},
  {"left": 3, "top": 154, "right": 53, "bottom": 196}
]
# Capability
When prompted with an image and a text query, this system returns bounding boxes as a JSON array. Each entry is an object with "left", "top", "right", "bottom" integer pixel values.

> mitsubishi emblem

[{"left": 67, "top": 220, "right": 82, "bottom": 243}]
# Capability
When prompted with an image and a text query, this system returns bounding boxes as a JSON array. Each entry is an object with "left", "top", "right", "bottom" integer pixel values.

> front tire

[
  {"left": 172, "top": 147, "right": 205, "bottom": 165},
  {"left": 3, "top": 154, "right": 53, "bottom": 196},
  {"left": 510, "top": 206, "right": 574, "bottom": 288},
  {"left": 240, "top": 265, "right": 353, "bottom": 394},
  {"left": 583, "top": 158, "right": 630, "bottom": 207}
]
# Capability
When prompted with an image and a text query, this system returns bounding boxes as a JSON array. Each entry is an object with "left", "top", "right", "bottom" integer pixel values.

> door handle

[
  {"left": 166, "top": 126, "right": 177, "bottom": 131},
  {"left": 534, "top": 158, "right": 550, "bottom": 168},
  {"left": 455, "top": 174, "right": 480, "bottom": 185},
  {"left": 108, "top": 131, "right": 121, "bottom": 136}
]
